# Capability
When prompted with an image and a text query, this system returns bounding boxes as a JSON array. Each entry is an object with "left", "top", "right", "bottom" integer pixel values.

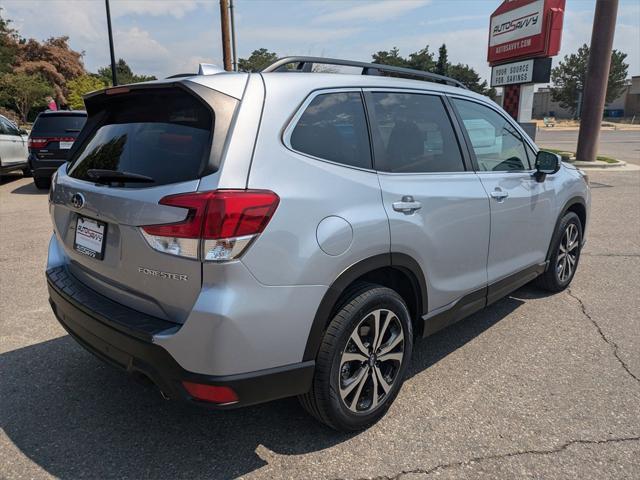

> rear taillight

[
  {"left": 28, "top": 136, "right": 75, "bottom": 149},
  {"left": 140, "top": 190, "right": 279, "bottom": 261}
]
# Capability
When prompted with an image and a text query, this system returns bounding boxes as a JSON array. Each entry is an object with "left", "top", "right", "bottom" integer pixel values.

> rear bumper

[
  {"left": 29, "top": 153, "right": 64, "bottom": 177},
  {"left": 47, "top": 266, "right": 314, "bottom": 408}
]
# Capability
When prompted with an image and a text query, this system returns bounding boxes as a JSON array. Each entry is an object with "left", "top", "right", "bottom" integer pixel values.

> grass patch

[{"left": 596, "top": 155, "right": 619, "bottom": 164}]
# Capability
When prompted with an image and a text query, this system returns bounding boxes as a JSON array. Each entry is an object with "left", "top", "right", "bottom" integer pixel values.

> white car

[{"left": 0, "top": 115, "right": 29, "bottom": 176}]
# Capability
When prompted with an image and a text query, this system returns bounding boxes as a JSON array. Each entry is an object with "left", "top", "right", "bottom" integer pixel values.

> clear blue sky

[{"left": 3, "top": 0, "right": 639, "bottom": 82}]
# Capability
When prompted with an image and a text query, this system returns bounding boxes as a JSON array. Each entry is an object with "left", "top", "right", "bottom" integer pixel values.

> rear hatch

[
  {"left": 29, "top": 113, "right": 87, "bottom": 160},
  {"left": 49, "top": 82, "right": 238, "bottom": 323}
]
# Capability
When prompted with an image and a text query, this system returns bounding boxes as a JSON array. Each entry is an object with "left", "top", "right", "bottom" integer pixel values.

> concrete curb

[{"left": 570, "top": 160, "right": 627, "bottom": 169}]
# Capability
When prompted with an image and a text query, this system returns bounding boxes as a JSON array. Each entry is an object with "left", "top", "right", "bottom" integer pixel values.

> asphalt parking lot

[
  {"left": 537, "top": 128, "right": 640, "bottom": 165},
  {"left": 1, "top": 150, "right": 639, "bottom": 478}
]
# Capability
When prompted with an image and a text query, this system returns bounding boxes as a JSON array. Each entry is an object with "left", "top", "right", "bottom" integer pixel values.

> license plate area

[{"left": 74, "top": 215, "right": 107, "bottom": 260}]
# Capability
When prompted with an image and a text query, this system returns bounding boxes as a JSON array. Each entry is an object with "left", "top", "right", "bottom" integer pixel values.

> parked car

[
  {"left": 0, "top": 114, "right": 29, "bottom": 176},
  {"left": 46, "top": 57, "right": 590, "bottom": 431},
  {"left": 28, "top": 110, "right": 87, "bottom": 189}
]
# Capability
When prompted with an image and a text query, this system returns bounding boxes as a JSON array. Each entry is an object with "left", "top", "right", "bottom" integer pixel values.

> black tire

[
  {"left": 22, "top": 167, "right": 32, "bottom": 177},
  {"left": 299, "top": 282, "right": 413, "bottom": 431},
  {"left": 33, "top": 176, "right": 50, "bottom": 190},
  {"left": 536, "top": 211, "right": 583, "bottom": 292}
]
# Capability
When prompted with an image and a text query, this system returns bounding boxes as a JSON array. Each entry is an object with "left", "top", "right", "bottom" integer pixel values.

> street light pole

[
  {"left": 219, "top": 0, "right": 232, "bottom": 71},
  {"left": 104, "top": 0, "right": 117, "bottom": 86},
  {"left": 576, "top": 0, "right": 619, "bottom": 162},
  {"left": 229, "top": 0, "right": 238, "bottom": 71}
]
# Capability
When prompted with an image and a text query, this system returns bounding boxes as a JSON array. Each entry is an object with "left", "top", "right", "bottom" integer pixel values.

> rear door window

[
  {"left": 68, "top": 89, "right": 213, "bottom": 187},
  {"left": 289, "top": 91, "right": 372, "bottom": 169},
  {"left": 367, "top": 92, "right": 465, "bottom": 173}
]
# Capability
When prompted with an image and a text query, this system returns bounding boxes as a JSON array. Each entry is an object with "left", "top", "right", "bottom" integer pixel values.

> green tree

[
  {"left": 238, "top": 48, "right": 278, "bottom": 72},
  {"left": 551, "top": 43, "right": 629, "bottom": 115},
  {"left": 0, "top": 9, "right": 19, "bottom": 74},
  {"left": 372, "top": 47, "right": 407, "bottom": 68},
  {"left": 448, "top": 63, "right": 496, "bottom": 99},
  {"left": 435, "top": 44, "right": 448, "bottom": 77},
  {"left": 97, "top": 58, "right": 156, "bottom": 86},
  {"left": 0, "top": 72, "right": 51, "bottom": 121},
  {"left": 67, "top": 74, "right": 106, "bottom": 109},
  {"left": 371, "top": 45, "right": 494, "bottom": 99},
  {"left": 407, "top": 45, "right": 435, "bottom": 72}
]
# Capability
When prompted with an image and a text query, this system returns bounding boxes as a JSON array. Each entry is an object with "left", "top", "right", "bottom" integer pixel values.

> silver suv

[{"left": 46, "top": 57, "right": 590, "bottom": 431}]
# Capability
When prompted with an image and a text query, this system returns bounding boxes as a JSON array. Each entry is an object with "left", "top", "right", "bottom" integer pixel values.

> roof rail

[{"left": 261, "top": 56, "right": 468, "bottom": 89}]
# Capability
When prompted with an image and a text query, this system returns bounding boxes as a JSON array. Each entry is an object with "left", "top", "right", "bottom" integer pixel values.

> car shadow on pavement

[
  {"left": 0, "top": 287, "right": 532, "bottom": 479},
  {"left": 0, "top": 173, "right": 27, "bottom": 186},
  {"left": 10, "top": 181, "right": 47, "bottom": 195}
]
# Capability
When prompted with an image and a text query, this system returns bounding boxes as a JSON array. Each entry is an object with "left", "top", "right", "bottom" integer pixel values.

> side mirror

[
  {"left": 19, "top": 128, "right": 28, "bottom": 135},
  {"left": 534, "top": 151, "right": 561, "bottom": 181}
]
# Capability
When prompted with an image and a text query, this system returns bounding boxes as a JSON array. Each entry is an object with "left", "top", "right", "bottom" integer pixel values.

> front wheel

[
  {"left": 536, "top": 212, "right": 583, "bottom": 292},
  {"left": 299, "top": 283, "right": 413, "bottom": 431}
]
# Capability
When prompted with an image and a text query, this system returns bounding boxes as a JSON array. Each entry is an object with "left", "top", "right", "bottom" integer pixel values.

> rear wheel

[
  {"left": 536, "top": 212, "right": 582, "bottom": 292},
  {"left": 299, "top": 283, "right": 413, "bottom": 431},
  {"left": 33, "top": 176, "right": 50, "bottom": 190}
]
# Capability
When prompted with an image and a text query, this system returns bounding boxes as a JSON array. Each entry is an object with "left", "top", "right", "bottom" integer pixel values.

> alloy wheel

[
  {"left": 556, "top": 223, "right": 579, "bottom": 283},
  {"left": 338, "top": 309, "right": 405, "bottom": 413}
]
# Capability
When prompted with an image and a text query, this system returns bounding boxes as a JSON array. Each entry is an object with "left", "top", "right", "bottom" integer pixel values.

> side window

[
  {"left": 368, "top": 92, "right": 465, "bottom": 173},
  {"left": 525, "top": 142, "right": 537, "bottom": 168},
  {"left": 1, "top": 118, "right": 18, "bottom": 135},
  {"left": 290, "top": 92, "right": 372, "bottom": 169},
  {"left": 452, "top": 98, "right": 531, "bottom": 171}
]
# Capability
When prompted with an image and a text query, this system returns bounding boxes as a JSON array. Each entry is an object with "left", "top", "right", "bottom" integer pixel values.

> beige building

[{"left": 531, "top": 76, "right": 640, "bottom": 119}]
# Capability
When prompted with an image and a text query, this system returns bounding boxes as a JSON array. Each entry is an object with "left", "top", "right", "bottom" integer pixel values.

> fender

[
  {"left": 302, "top": 253, "right": 428, "bottom": 361},
  {"left": 545, "top": 195, "right": 587, "bottom": 264}
]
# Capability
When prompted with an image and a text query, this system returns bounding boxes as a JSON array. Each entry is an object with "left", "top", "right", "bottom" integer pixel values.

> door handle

[
  {"left": 392, "top": 195, "right": 422, "bottom": 214},
  {"left": 490, "top": 189, "right": 509, "bottom": 201}
]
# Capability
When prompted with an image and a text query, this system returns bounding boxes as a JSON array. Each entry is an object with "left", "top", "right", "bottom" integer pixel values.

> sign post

[{"left": 488, "top": 0, "right": 566, "bottom": 132}]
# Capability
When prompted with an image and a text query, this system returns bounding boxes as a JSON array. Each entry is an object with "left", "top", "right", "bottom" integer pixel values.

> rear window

[
  {"left": 67, "top": 89, "right": 213, "bottom": 187},
  {"left": 32, "top": 115, "right": 86, "bottom": 135}
]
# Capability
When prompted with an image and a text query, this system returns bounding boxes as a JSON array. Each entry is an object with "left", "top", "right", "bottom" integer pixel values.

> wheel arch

[
  {"left": 302, "top": 253, "right": 428, "bottom": 361},
  {"left": 546, "top": 196, "right": 587, "bottom": 263}
]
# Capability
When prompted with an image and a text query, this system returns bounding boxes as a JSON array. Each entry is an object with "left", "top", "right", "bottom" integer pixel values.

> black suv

[{"left": 28, "top": 110, "right": 87, "bottom": 189}]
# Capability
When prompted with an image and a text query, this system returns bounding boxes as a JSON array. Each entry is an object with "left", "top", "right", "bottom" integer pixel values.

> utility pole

[
  {"left": 229, "top": 0, "right": 238, "bottom": 71},
  {"left": 219, "top": 0, "right": 232, "bottom": 71},
  {"left": 104, "top": 0, "right": 118, "bottom": 86},
  {"left": 576, "top": 0, "right": 618, "bottom": 162}
]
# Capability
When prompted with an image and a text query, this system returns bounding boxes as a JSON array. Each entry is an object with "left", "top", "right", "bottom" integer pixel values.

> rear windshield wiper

[{"left": 87, "top": 169, "right": 155, "bottom": 185}]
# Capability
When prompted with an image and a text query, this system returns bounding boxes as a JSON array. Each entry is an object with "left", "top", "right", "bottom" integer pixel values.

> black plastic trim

[
  {"left": 423, "top": 262, "right": 547, "bottom": 337},
  {"left": 47, "top": 267, "right": 314, "bottom": 408},
  {"left": 302, "top": 253, "right": 428, "bottom": 361},
  {"left": 486, "top": 262, "right": 547, "bottom": 306},
  {"left": 545, "top": 196, "right": 588, "bottom": 262}
]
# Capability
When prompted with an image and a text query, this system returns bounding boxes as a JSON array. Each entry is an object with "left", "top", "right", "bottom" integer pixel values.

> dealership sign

[
  {"left": 488, "top": 0, "right": 565, "bottom": 65},
  {"left": 490, "top": 57, "right": 552, "bottom": 87}
]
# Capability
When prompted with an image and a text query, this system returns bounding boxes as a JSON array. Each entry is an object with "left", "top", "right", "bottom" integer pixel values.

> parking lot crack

[
  {"left": 567, "top": 288, "right": 639, "bottom": 384},
  {"left": 351, "top": 436, "right": 640, "bottom": 479}
]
